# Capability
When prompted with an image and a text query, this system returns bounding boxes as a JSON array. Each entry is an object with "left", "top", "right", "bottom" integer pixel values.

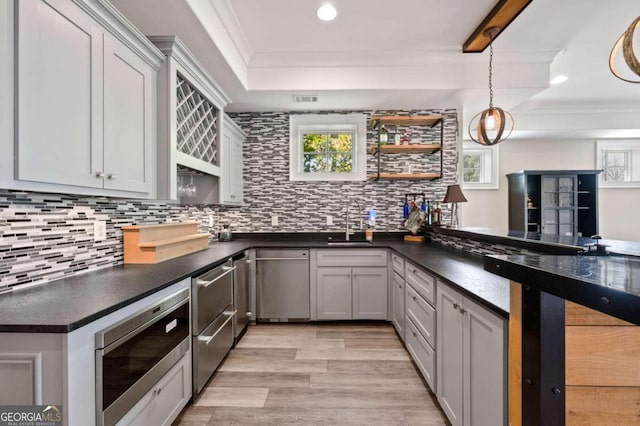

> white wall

[{"left": 459, "top": 138, "right": 640, "bottom": 241}]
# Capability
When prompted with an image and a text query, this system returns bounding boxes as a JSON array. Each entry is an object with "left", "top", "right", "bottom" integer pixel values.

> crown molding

[
  {"left": 149, "top": 36, "right": 232, "bottom": 107},
  {"left": 248, "top": 47, "right": 561, "bottom": 69},
  {"left": 73, "top": 0, "right": 164, "bottom": 69},
  {"left": 210, "top": 0, "right": 253, "bottom": 66}
]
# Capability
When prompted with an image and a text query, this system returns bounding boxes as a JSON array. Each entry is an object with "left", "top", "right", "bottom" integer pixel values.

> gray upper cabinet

[
  {"left": 151, "top": 36, "right": 232, "bottom": 201},
  {"left": 437, "top": 280, "right": 506, "bottom": 426},
  {"left": 220, "top": 115, "right": 245, "bottom": 205},
  {"left": 12, "top": 0, "right": 162, "bottom": 197},
  {"left": 16, "top": 0, "right": 103, "bottom": 190},
  {"left": 103, "top": 34, "right": 154, "bottom": 193}
]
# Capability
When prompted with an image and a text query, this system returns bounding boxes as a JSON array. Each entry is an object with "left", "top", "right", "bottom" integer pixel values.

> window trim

[
  {"left": 596, "top": 140, "right": 640, "bottom": 188},
  {"left": 462, "top": 142, "right": 499, "bottom": 190},
  {"left": 290, "top": 114, "right": 367, "bottom": 181}
]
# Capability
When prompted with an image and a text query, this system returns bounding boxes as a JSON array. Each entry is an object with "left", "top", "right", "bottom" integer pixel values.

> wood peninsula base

[{"left": 509, "top": 281, "right": 640, "bottom": 426}]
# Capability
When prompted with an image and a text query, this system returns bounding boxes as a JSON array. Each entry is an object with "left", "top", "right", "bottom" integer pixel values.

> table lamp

[{"left": 443, "top": 184, "right": 468, "bottom": 226}]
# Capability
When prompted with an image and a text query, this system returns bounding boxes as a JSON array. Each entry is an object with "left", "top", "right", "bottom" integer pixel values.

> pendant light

[
  {"left": 609, "top": 16, "right": 640, "bottom": 83},
  {"left": 468, "top": 27, "right": 514, "bottom": 146}
]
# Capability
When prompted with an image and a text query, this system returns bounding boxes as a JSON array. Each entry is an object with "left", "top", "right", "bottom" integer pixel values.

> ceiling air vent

[{"left": 293, "top": 94, "right": 319, "bottom": 103}]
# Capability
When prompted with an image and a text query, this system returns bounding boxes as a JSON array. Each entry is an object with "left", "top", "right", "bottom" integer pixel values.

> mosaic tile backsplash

[
  {"left": 1, "top": 108, "right": 459, "bottom": 290},
  {"left": 224, "top": 109, "right": 459, "bottom": 232}
]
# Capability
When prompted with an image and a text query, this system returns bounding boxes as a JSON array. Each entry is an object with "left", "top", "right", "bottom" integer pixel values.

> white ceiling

[{"left": 112, "top": 0, "right": 640, "bottom": 135}]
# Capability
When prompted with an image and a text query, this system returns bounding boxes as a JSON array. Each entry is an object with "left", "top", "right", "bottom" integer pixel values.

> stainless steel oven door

[
  {"left": 95, "top": 291, "right": 190, "bottom": 426},
  {"left": 192, "top": 261, "right": 235, "bottom": 335},
  {"left": 193, "top": 307, "right": 236, "bottom": 396}
]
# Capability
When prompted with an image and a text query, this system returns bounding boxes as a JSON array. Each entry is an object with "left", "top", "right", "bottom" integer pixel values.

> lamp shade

[{"left": 443, "top": 184, "right": 468, "bottom": 203}]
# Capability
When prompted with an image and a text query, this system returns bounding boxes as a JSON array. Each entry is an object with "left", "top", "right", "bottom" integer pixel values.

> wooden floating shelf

[
  {"left": 369, "top": 173, "right": 441, "bottom": 181},
  {"left": 369, "top": 115, "right": 443, "bottom": 128},
  {"left": 369, "top": 144, "right": 441, "bottom": 155},
  {"left": 123, "top": 221, "right": 209, "bottom": 264}
]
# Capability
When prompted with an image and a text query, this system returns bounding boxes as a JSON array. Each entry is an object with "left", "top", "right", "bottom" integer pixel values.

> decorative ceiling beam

[{"left": 463, "top": 0, "right": 533, "bottom": 53}]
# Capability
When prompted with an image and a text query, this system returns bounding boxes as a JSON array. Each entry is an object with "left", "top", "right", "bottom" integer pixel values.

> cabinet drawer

[
  {"left": 405, "top": 263, "right": 436, "bottom": 305},
  {"left": 406, "top": 318, "right": 436, "bottom": 393},
  {"left": 116, "top": 353, "right": 190, "bottom": 426},
  {"left": 391, "top": 252, "right": 405, "bottom": 277},
  {"left": 316, "top": 249, "right": 388, "bottom": 267},
  {"left": 406, "top": 284, "right": 436, "bottom": 348}
]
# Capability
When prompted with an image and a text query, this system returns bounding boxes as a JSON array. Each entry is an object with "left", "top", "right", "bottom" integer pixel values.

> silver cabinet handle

[
  {"left": 96, "top": 171, "right": 105, "bottom": 178},
  {"left": 453, "top": 303, "right": 459, "bottom": 310},
  {"left": 459, "top": 308, "right": 467, "bottom": 315},
  {"left": 255, "top": 258, "right": 308, "bottom": 261},
  {"left": 197, "top": 266, "right": 236, "bottom": 288},
  {"left": 107, "top": 173, "right": 116, "bottom": 180},
  {"left": 246, "top": 311, "right": 252, "bottom": 317},
  {"left": 198, "top": 310, "right": 237, "bottom": 345}
]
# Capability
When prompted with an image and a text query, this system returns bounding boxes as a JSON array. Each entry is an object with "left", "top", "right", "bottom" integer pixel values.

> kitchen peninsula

[{"left": 486, "top": 251, "right": 640, "bottom": 425}]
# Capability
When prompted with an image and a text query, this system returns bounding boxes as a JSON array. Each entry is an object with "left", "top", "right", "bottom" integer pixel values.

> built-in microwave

[{"left": 95, "top": 289, "right": 190, "bottom": 426}]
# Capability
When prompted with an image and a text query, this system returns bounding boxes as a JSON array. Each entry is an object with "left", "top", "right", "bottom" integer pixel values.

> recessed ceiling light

[
  {"left": 550, "top": 75, "right": 569, "bottom": 85},
  {"left": 317, "top": 4, "right": 337, "bottom": 21}
]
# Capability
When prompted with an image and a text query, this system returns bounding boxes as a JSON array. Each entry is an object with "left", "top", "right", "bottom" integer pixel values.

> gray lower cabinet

[
  {"left": 316, "top": 267, "right": 352, "bottom": 320},
  {"left": 352, "top": 267, "right": 388, "bottom": 320},
  {"left": 391, "top": 252, "right": 406, "bottom": 339},
  {"left": 315, "top": 266, "right": 387, "bottom": 320},
  {"left": 391, "top": 271, "right": 405, "bottom": 339},
  {"left": 436, "top": 281, "right": 507, "bottom": 426},
  {"left": 403, "top": 262, "right": 438, "bottom": 394},
  {"left": 116, "top": 354, "right": 190, "bottom": 426},
  {"left": 313, "top": 250, "right": 388, "bottom": 321}
]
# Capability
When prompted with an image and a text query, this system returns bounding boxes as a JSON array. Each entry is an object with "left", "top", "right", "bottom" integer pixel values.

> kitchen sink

[{"left": 326, "top": 240, "right": 373, "bottom": 246}]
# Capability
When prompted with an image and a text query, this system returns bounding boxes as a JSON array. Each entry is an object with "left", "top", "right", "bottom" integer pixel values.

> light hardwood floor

[{"left": 174, "top": 323, "right": 449, "bottom": 425}]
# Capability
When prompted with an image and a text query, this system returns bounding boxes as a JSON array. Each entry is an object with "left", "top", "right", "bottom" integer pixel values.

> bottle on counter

[
  {"left": 379, "top": 125, "right": 389, "bottom": 145},
  {"left": 434, "top": 202, "right": 442, "bottom": 226},
  {"left": 366, "top": 225, "right": 373, "bottom": 242}
]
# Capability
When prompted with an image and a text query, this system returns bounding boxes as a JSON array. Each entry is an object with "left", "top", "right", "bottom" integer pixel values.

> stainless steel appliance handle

[
  {"left": 197, "top": 266, "right": 236, "bottom": 288},
  {"left": 255, "top": 257, "right": 309, "bottom": 261},
  {"left": 198, "top": 310, "right": 237, "bottom": 345}
]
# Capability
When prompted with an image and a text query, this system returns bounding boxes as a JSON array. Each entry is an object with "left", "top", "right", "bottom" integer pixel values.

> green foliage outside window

[{"left": 303, "top": 133, "right": 353, "bottom": 173}]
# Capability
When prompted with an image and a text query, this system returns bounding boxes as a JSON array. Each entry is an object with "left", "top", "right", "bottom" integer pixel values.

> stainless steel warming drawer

[{"left": 191, "top": 259, "right": 236, "bottom": 397}]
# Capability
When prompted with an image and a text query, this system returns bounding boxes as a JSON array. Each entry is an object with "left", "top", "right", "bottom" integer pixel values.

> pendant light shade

[
  {"left": 610, "top": 16, "right": 640, "bottom": 83},
  {"left": 468, "top": 27, "right": 514, "bottom": 146}
]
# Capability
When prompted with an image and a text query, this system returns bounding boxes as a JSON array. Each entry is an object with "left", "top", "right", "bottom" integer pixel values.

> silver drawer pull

[
  {"left": 256, "top": 257, "right": 308, "bottom": 261},
  {"left": 453, "top": 303, "right": 459, "bottom": 310},
  {"left": 197, "top": 266, "right": 236, "bottom": 288},
  {"left": 198, "top": 310, "right": 237, "bottom": 345},
  {"left": 246, "top": 311, "right": 252, "bottom": 316},
  {"left": 96, "top": 171, "right": 105, "bottom": 178},
  {"left": 107, "top": 173, "right": 116, "bottom": 180},
  {"left": 459, "top": 308, "right": 467, "bottom": 315},
  {"left": 412, "top": 296, "right": 417, "bottom": 301}
]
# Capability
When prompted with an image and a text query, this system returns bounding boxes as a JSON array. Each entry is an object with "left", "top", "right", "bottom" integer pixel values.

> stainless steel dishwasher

[{"left": 256, "top": 249, "right": 310, "bottom": 321}]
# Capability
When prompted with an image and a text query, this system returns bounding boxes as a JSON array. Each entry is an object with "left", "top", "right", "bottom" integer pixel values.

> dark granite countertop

[
  {"left": 432, "top": 226, "right": 640, "bottom": 257},
  {"left": 0, "top": 234, "right": 510, "bottom": 333},
  {"left": 485, "top": 254, "right": 640, "bottom": 325}
]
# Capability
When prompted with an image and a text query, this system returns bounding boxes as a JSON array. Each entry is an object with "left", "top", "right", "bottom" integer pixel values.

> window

[
  {"left": 596, "top": 140, "right": 640, "bottom": 188},
  {"left": 290, "top": 114, "right": 366, "bottom": 181},
  {"left": 462, "top": 142, "right": 499, "bottom": 189}
]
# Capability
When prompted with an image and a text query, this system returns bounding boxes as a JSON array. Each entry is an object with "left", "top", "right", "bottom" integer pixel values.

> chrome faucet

[{"left": 345, "top": 204, "right": 350, "bottom": 241}]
